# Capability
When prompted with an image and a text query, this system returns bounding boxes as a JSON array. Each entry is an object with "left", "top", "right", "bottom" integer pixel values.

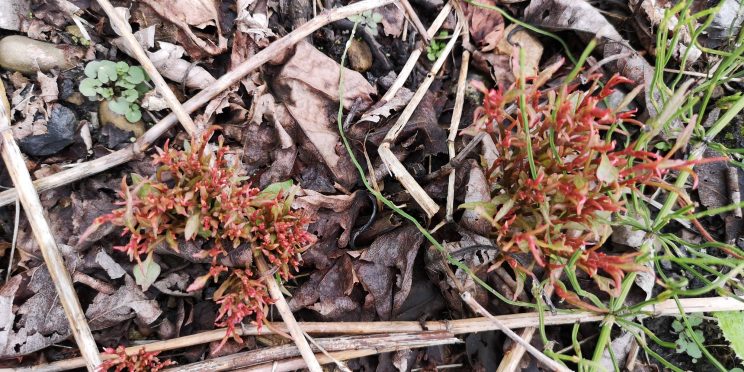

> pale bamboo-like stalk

[
  {"left": 95, "top": 0, "right": 197, "bottom": 136},
  {"left": 174, "top": 331, "right": 458, "bottom": 372},
  {"left": 398, "top": 0, "right": 430, "bottom": 43},
  {"left": 27, "top": 296, "right": 744, "bottom": 372},
  {"left": 378, "top": 2, "right": 451, "bottom": 104},
  {"left": 446, "top": 49, "right": 469, "bottom": 222},
  {"left": 461, "top": 292, "right": 572, "bottom": 372},
  {"left": 0, "top": 83, "right": 101, "bottom": 370},
  {"left": 496, "top": 286, "right": 555, "bottom": 372},
  {"left": 446, "top": 1, "right": 469, "bottom": 222},
  {"left": 0, "top": 0, "right": 396, "bottom": 208},
  {"left": 378, "top": 21, "right": 463, "bottom": 217},
  {"left": 255, "top": 256, "right": 322, "bottom": 372}
]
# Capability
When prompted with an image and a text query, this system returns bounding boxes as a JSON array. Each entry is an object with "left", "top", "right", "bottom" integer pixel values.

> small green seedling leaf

[
  {"left": 133, "top": 253, "right": 160, "bottom": 291},
  {"left": 79, "top": 78, "right": 101, "bottom": 97},
  {"left": 126, "top": 66, "right": 146, "bottom": 84},
  {"left": 84, "top": 61, "right": 100, "bottom": 78},
  {"left": 96, "top": 61, "right": 118, "bottom": 83},
  {"left": 116, "top": 61, "right": 129, "bottom": 74},
  {"left": 371, "top": 12, "right": 383, "bottom": 23},
  {"left": 125, "top": 105, "right": 142, "bottom": 123},
  {"left": 109, "top": 98, "right": 130, "bottom": 115},
  {"left": 672, "top": 319, "right": 684, "bottom": 333},
  {"left": 122, "top": 89, "right": 139, "bottom": 103}
]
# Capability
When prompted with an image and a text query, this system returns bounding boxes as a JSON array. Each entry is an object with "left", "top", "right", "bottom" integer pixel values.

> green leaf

[
  {"left": 185, "top": 213, "right": 200, "bottom": 240},
  {"left": 366, "top": 23, "right": 378, "bottom": 36},
  {"left": 115, "top": 80, "right": 135, "bottom": 89},
  {"left": 596, "top": 154, "right": 619, "bottom": 183},
  {"left": 133, "top": 253, "right": 160, "bottom": 291},
  {"left": 95, "top": 61, "right": 118, "bottom": 83},
  {"left": 371, "top": 12, "right": 383, "bottom": 23},
  {"left": 126, "top": 66, "right": 146, "bottom": 84},
  {"left": 347, "top": 15, "right": 363, "bottom": 23},
  {"left": 427, "top": 52, "right": 436, "bottom": 61},
  {"left": 125, "top": 105, "right": 142, "bottom": 123},
  {"left": 84, "top": 61, "right": 100, "bottom": 78},
  {"left": 122, "top": 89, "right": 139, "bottom": 102},
  {"left": 714, "top": 311, "right": 744, "bottom": 361},
  {"left": 256, "top": 180, "right": 294, "bottom": 202},
  {"left": 98, "top": 87, "right": 114, "bottom": 99},
  {"left": 672, "top": 319, "right": 684, "bottom": 333},
  {"left": 686, "top": 341, "right": 702, "bottom": 359},
  {"left": 115, "top": 61, "right": 129, "bottom": 74},
  {"left": 79, "top": 78, "right": 101, "bottom": 97},
  {"left": 688, "top": 315, "right": 703, "bottom": 327},
  {"left": 108, "top": 98, "right": 130, "bottom": 115}
]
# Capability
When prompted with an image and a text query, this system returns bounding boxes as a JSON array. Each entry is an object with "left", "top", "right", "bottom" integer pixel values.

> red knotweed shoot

[
  {"left": 463, "top": 59, "right": 704, "bottom": 309},
  {"left": 83, "top": 127, "right": 315, "bottom": 350},
  {"left": 97, "top": 346, "right": 174, "bottom": 372}
]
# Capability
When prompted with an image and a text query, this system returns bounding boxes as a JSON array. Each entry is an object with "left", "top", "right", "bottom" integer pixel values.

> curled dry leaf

[
  {"left": 379, "top": 3, "right": 405, "bottom": 37},
  {"left": 460, "top": 163, "right": 491, "bottom": 236},
  {"left": 356, "top": 225, "right": 423, "bottom": 320},
  {"left": 289, "top": 255, "right": 363, "bottom": 320},
  {"left": 85, "top": 275, "right": 162, "bottom": 329},
  {"left": 293, "top": 189, "right": 367, "bottom": 249},
  {"left": 1, "top": 267, "right": 71, "bottom": 357},
  {"left": 465, "top": 0, "right": 504, "bottom": 52},
  {"left": 142, "top": 0, "right": 227, "bottom": 56},
  {"left": 271, "top": 41, "right": 376, "bottom": 188}
]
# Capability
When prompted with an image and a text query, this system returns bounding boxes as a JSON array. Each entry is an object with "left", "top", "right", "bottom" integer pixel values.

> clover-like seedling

[
  {"left": 79, "top": 60, "right": 149, "bottom": 123},
  {"left": 348, "top": 10, "right": 383, "bottom": 36},
  {"left": 426, "top": 31, "right": 449, "bottom": 61}
]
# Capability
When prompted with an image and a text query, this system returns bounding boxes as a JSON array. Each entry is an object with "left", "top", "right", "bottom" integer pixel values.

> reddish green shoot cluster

[
  {"left": 97, "top": 346, "right": 174, "bottom": 372},
  {"left": 464, "top": 60, "right": 703, "bottom": 310},
  {"left": 87, "top": 127, "right": 315, "bottom": 350}
]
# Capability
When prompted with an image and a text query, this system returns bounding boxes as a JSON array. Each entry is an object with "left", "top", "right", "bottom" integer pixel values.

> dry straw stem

[
  {"left": 174, "top": 332, "right": 458, "bottom": 372},
  {"left": 0, "top": 83, "right": 101, "bottom": 370},
  {"left": 0, "top": 0, "right": 396, "bottom": 208},
  {"left": 28, "top": 296, "right": 744, "bottom": 371},
  {"left": 255, "top": 256, "right": 322, "bottom": 372},
  {"left": 398, "top": 0, "right": 431, "bottom": 43},
  {"left": 379, "top": 21, "right": 464, "bottom": 218},
  {"left": 497, "top": 285, "right": 556, "bottom": 372},
  {"left": 95, "top": 0, "right": 198, "bottom": 136},
  {"left": 446, "top": 1, "right": 470, "bottom": 222},
  {"left": 378, "top": 2, "right": 451, "bottom": 103},
  {"left": 461, "top": 292, "right": 572, "bottom": 372}
]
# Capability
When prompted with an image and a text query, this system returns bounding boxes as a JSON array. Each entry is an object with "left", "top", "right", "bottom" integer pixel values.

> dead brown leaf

[
  {"left": 142, "top": 0, "right": 227, "bottom": 57},
  {"left": 271, "top": 41, "right": 376, "bottom": 188},
  {"left": 356, "top": 225, "right": 423, "bottom": 320},
  {"left": 465, "top": 0, "right": 504, "bottom": 52},
  {"left": 86, "top": 275, "right": 162, "bottom": 329},
  {"left": 36, "top": 71, "right": 58, "bottom": 103}
]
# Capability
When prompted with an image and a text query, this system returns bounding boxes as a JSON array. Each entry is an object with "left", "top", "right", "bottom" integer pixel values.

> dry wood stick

[
  {"left": 461, "top": 292, "right": 571, "bottom": 372},
  {"left": 446, "top": 0, "right": 470, "bottom": 222},
  {"left": 378, "top": 2, "right": 451, "bottom": 104},
  {"left": 398, "top": 0, "right": 430, "bottom": 43},
  {"left": 29, "top": 296, "right": 744, "bottom": 372},
  {"left": 496, "top": 285, "right": 556, "bottom": 372},
  {"left": 173, "top": 332, "right": 458, "bottom": 372},
  {"left": 0, "top": 84, "right": 101, "bottom": 370},
  {"left": 255, "top": 256, "right": 322, "bottom": 372},
  {"left": 378, "top": 21, "right": 463, "bottom": 217},
  {"left": 0, "top": 0, "right": 395, "bottom": 208},
  {"left": 95, "top": 0, "right": 197, "bottom": 136}
]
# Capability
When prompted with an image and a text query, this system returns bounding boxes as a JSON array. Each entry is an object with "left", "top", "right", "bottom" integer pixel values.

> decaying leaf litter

[{"left": 0, "top": 0, "right": 744, "bottom": 371}]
